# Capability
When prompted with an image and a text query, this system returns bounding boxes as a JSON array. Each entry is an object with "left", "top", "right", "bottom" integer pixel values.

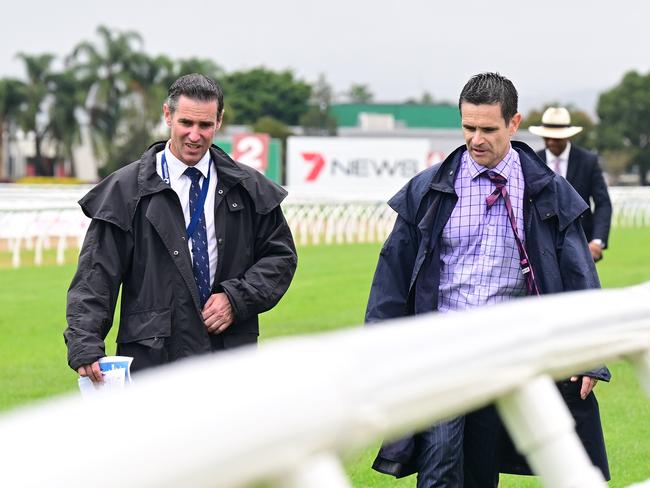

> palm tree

[
  {"left": 66, "top": 25, "right": 143, "bottom": 169},
  {"left": 0, "top": 78, "right": 27, "bottom": 178},
  {"left": 47, "top": 69, "right": 84, "bottom": 177},
  {"left": 128, "top": 52, "right": 174, "bottom": 136},
  {"left": 15, "top": 52, "right": 55, "bottom": 175}
]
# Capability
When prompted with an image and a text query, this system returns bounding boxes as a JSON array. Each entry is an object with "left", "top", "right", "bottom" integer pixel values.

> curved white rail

[{"left": 0, "top": 283, "right": 648, "bottom": 487}]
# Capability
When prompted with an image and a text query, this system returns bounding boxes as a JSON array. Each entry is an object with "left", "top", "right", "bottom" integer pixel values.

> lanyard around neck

[
  {"left": 483, "top": 171, "right": 540, "bottom": 296},
  {"left": 161, "top": 151, "right": 212, "bottom": 239}
]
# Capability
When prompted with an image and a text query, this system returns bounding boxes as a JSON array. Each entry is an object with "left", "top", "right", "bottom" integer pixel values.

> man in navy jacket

[
  {"left": 366, "top": 74, "right": 609, "bottom": 487},
  {"left": 529, "top": 107, "right": 612, "bottom": 262}
]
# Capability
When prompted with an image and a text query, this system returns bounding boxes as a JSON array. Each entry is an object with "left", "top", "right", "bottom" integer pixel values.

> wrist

[{"left": 590, "top": 239, "right": 604, "bottom": 249}]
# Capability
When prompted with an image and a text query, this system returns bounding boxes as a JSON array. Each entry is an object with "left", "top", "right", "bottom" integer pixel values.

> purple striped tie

[{"left": 484, "top": 171, "right": 540, "bottom": 296}]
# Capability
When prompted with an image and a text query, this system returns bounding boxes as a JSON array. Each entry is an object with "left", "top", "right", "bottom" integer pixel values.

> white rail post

[
  {"left": 279, "top": 453, "right": 352, "bottom": 488},
  {"left": 56, "top": 234, "right": 67, "bottom": 265},
  {"left": 496, "top": 375, "right": 606, "bottom": 488},
  {"left": 11, "top": 237, "right": 21, "bottom": 268},
  {"left": 34, "top": 234, "right": 43, "bottom": 265}
]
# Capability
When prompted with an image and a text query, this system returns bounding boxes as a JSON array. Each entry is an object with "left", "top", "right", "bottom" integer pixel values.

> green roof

[{"left": 330, "top": 103, "right": 461, "bottom": 129}]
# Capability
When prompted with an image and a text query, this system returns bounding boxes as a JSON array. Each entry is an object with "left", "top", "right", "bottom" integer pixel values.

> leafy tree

[
  {"left": 251, "top": 116, "right": 292, "bottom": 141},
  {"left": 0, "top": 78, "right": 26, "bottom": 178},
  {"left": 405, "top": 91, "right": 453, "bottom": 105},
  {"left": 300, "top": 74, "right": 337, "bottom": 136},
  {"left": 223, "top": 68, "right": 311, "bottom": 125},
  {"left": 15, "top": 52, "right": 55, "bottom": 175},
  {"left": 420, "top": 91, "right": 435, "bottom": 104},
  {"left": 599, "top": 149, "right": 634, "bottom": 185},
  {"left": 251, "top": 116, "right": 293, "bottom": 178},
  {"left": 522, "top": 104, "right": 597, "bottom": 150},
  {"left": 347, "top": 83, "right": 373, "bottom": 104},
  {"left": 597, "top": 70, "right": 650, "bottom": 185},
  {"left": 174, "top": 57, "right": 223, "bottom": 82}
]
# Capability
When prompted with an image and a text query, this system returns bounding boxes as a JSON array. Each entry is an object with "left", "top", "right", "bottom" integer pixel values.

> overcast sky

[{"left": 2, "top": 0, "right": 648, "bottom": 117}]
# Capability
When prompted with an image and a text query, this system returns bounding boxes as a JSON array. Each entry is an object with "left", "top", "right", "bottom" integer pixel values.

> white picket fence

[
  {"left": 0, "top": 184, "right": 90, "bottom": 267},
  {"left": 1, "top": 184, "right": 649, "bottom": 267},
  {"left": 0, "top": 282, "right": 649, "bottom": 487},
  {"left": 610, "top": 187, "right": 650, "bottom": 227}
]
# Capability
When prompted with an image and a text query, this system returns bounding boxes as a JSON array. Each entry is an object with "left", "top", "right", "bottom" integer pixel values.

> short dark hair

[
  {"left": 458, "top": 72, "right": 518, "bottom": 123},
  {"left": 166, "top": 73, "right": 224, "bottom": 120}
]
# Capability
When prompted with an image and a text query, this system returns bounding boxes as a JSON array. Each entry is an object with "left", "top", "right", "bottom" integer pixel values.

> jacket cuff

[
  {"left": 219, "top": 280, "right": 249, "bottom": 322},
  {"left": 582, "top": 366, "right": 611, "bottom": 382},
  {"left": 69, "top": 352, "right": 105, "bottom": 372}
]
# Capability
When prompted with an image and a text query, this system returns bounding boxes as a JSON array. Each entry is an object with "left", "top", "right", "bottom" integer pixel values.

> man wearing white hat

[{"left": 529, "top": 107, "right": 612, "bottom": 261}]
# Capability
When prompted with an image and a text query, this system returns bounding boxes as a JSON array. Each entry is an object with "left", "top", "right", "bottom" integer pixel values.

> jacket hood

[
  {"left": 388, "top": 140, "right": 587, "bottom": 231},
  {"left": 79, "top": 142, "right": 287, "bottom": 231}
]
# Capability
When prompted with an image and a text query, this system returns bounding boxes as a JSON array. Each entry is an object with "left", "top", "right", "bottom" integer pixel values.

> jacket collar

[
  {"left": 137, "top": 141, "right": 251, "bottom": 197},
  {"left": 430, "top": 140, "right": 554, "bottom": 197},
  {"left": 512, "top": 140, "right": 555, "bottom": 197},
  {"left": 429, "top": 144, "right": 465, "bottom": 194}
]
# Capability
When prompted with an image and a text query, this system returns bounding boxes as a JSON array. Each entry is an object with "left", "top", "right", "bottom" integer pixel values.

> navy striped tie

[{"left": 184, "top": 167, "right": 211, "bottom": 306}]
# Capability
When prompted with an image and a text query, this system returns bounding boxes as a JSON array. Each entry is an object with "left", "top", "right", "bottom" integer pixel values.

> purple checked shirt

[{"left": 438, "top": 147, "right": 527, "bottom": 312}]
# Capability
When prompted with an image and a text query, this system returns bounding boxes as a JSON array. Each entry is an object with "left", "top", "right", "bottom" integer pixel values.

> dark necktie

[
  {"left": 184, "top": 167, "right": 211, "bottom": 306},
  {"left": 484, "top": 171, "right": 540, "bottom": 296}
]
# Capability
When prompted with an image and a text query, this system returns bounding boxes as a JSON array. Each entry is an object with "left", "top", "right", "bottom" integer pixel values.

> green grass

[
  {"left": 0, "top": 264, "right": 78, "bottom": 407},
  {"left": 0, "top": 227, "right": 649, "bottom": 486}
]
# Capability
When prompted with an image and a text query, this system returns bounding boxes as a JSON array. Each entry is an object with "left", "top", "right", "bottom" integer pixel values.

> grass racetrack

[{"left": 0, "top": 226, "right": 649, "bottom": 486}]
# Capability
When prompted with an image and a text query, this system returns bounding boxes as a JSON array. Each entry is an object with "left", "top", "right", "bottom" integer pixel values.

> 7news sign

[{"left": 286, "top": 137, "right": 433, "bottom": 199}]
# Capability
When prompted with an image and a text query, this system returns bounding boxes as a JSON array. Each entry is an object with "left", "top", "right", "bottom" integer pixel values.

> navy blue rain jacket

[{"left": 366, "top": 141, "right": 610, "bottom": 479}]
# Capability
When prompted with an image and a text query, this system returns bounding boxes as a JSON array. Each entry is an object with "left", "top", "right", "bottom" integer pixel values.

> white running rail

[
  {"left": 0, "top": 283, "right": 648, "bottom": 487},
  {"left": 1, "top": 185, "right": 649, "bottom": 266}
]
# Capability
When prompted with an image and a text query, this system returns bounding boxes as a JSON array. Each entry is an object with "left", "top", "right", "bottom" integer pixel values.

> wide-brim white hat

[{"left": 528, "top": 107, "right": 583, "bottom": 139}]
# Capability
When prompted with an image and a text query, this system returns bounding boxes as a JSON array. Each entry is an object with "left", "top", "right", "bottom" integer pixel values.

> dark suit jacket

[{"left": 537, "top": 145, "right": 612, "bottom": 247}]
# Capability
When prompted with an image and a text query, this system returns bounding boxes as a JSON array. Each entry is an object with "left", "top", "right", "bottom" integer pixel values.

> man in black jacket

[
  {"left": 529, "top": 107, "right": 612, "bottom": 261},
  {"left": 65, "top": 73, "right": 297, "bottom": 381}
]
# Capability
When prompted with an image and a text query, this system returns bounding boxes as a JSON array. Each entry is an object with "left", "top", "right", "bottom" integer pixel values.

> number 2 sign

[{"left": 232, "top": 133, "right": 270, "bottom": 173}]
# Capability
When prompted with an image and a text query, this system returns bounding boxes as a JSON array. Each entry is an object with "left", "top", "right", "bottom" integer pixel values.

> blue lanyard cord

[{"left": 161, "top": 151, "right": 212, "bottom": 239}]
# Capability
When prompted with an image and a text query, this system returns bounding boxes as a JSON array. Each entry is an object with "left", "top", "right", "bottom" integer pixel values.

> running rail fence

[
  {"left": 0, "top": 283, "right": 649, "bottom": 487},
  {"left": 1, "top": 185, "right": 649, "bottom": 266}
]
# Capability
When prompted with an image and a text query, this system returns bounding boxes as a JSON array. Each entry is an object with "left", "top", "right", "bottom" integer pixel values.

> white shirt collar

[
  {"left": 546, "top": 141, "right": 571, "bottom": 163},
  {"left": 164, "top": 141, "right": 211, "bottom": 181}
]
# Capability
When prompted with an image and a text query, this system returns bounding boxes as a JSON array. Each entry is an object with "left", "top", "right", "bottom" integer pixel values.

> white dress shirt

[
  {"left": 156, "top": 142, "right": 218, "bottom": 285},
  {"left": 545, "top": 142, "right": 571, "bottom": 178}
]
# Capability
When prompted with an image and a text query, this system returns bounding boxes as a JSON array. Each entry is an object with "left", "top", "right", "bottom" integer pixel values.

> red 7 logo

[{"left": 301, "top": 152, "right": 325, "bottom": 182}]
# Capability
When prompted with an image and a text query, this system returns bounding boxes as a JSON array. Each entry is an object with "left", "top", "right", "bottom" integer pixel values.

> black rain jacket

[{"left": 65, "top": 142, "right": 297, "bottom": 372}]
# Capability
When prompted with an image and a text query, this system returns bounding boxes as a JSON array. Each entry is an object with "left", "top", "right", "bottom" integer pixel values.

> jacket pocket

[
  {"left": 116, "top": 308, "right": 172, "bottom": 371},
  {"left": 117, "top": 308, "right": 171, "bottom": 343}
]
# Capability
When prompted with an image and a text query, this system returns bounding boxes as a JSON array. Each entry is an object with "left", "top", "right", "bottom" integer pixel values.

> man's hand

[
  {"left": 588, "top": 240, "right": 603, "bottom": 262},
  {"left": 202, "top": 292, "right": 234, "bottom": 334},
  {"left": 78, "top": 361, "right": 103, "bottom": 383},
  {"left": 571, "top": 375, "right": 598, "bottom": 399}
]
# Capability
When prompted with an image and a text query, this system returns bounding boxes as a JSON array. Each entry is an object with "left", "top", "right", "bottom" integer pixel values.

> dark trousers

[{"left": 415, "top": 406, "right": 501, "bottom": 488}]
